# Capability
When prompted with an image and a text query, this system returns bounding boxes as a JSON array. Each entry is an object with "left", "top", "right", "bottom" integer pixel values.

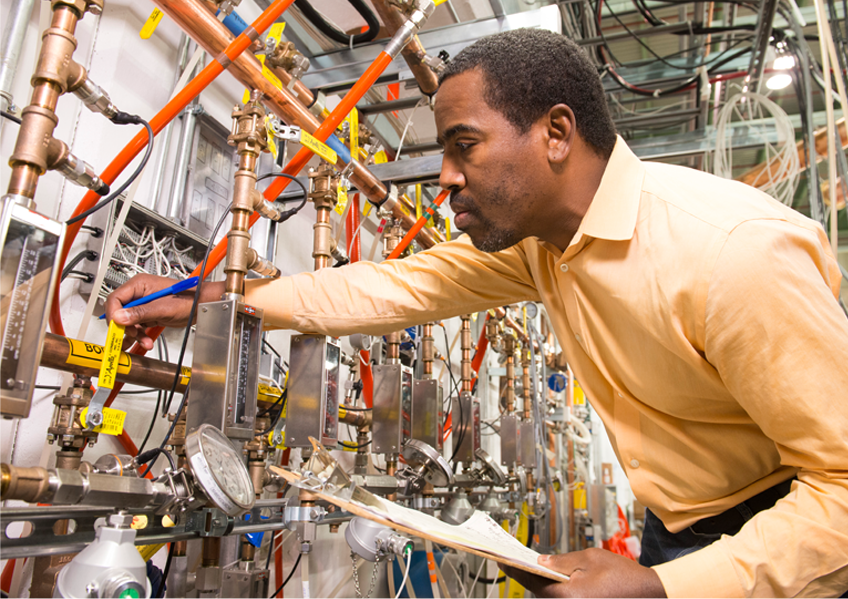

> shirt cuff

[
  {"left": 652, "top": 541, "right": 745, "bottom": 598},
  {"left": 244, "top": 276, "right": 293, "bottom": 330}
]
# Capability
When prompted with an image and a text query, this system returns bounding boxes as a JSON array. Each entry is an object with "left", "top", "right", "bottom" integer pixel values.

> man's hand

[
  {"left": 104, "top": 274, "right": 224, "bottom": 350},
  {"left": 500, "top": 548, "right": 667, "bottom": 598}
]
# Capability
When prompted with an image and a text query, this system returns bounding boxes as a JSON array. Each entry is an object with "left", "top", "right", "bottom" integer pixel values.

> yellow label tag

[
  {"left": 445, "top": 218, "right": 451, "bottom": 241},
  {"left": 398, "top": 202, "right": 410, "bottom": 217},
  {"left": 374, "top": 150, "right": 388, "bottom": 164},
  {"left": 140, "top": 9, "right": 164, "bottom": 39},
  {"left": 340, "top": 441, "right": 358, "bottom": 452},
  {"left": 66, "top": 338, "right": 132, "bottom": 374},
  {"left": 300, "top": 130, "right": 337, "bottom": 164},
  {"left": 179, "top": 366, "right": 191, "bottom": 386},
  {"left": 471, "top": 312, "right": 477, "bottom": 322},
  {"left": 338, "top": 406, "right": 347, "bottom": 420},
  {"left": 335, "top": 187, "right": 348, "bottom": 215},
  {"left": 243, "top": 55, "right": 283, "bottom": 104},
  {"left": 574, "top": 483, "right": 587, "bottom": 510},
  {"left": 573, "top": 380, "right": 586, "bottom": 405},
  {"left": 415, "top": 185, "right": 423, "bottom": 220},
  {"left": 97, "top": 321, "right": 126, "bottom": 390},
  {"left": 268, "top": 22, "right": 286, "bottom": 42},
  {"left": 363, "top": 202, "right": 373, "bottom": 217},
  {"left": 266, "top": 400, "right": 288, "bottom": 449},
  {"left": 265, "top": 116, "right": 278, "bottom": 160},
  {"left": 349, "top": 108, "right": 359, "bottom": 157},
  {"left": 434, "top": 0, "right": 448, "bottom": 5},
  {"left": 80, "top": 406, "right": 127, "bottom": 436}
]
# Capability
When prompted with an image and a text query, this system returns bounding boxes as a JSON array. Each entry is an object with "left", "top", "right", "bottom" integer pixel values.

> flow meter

[
  {"left": 186, "top": 424, "right": 256, "bottom": 516},
  {"left": 0, "top": 195, "right": 64, "bottom": 418}
]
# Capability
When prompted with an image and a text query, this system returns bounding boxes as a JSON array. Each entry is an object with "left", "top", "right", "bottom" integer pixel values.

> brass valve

[{"left": 265, "top": 41, "right": 310, "bottom": 80}]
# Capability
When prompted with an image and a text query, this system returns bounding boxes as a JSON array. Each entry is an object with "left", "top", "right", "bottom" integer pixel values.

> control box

[{"left": 372, "top": 364, "right": 413, "bottom": 455}]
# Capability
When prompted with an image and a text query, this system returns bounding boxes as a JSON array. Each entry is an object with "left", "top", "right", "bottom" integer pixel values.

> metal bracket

[
  {"left": 268, "top": 121, "right": 301, "bottom": 142},
  {"left": 185, "top": 508, "right": 234, "bottom": 537}
]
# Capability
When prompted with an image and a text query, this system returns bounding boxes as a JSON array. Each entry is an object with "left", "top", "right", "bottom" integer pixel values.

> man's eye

[{"left": 456, "top": 142, "right": 473, "bottom": 151}]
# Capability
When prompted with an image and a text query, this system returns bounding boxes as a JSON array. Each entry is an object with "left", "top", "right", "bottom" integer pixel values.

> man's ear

[{"left": 546, "top": 104, "right": 576, "bottom": 165}]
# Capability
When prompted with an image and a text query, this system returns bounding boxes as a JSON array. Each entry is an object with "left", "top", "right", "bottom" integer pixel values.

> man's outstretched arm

[{"left": 105, "top": 235, "right": 541, "bottom": 345}]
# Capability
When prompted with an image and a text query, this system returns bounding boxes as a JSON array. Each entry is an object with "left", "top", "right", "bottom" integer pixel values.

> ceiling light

[
  {"left": 773, "top": 55, "right": 796, "bottom": 70},
  {"left": 766, "top": 73, "right": 792, "bottom": 90}
]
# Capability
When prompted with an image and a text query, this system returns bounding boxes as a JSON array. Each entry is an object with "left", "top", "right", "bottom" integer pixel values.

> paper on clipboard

[{"left": 269, "top": 466, "right": 569, "bottom": 583}]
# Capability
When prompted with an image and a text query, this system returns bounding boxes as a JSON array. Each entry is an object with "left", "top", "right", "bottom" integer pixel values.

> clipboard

[{"left": 269, "top": 465, "right": 569, "bottom": 583}]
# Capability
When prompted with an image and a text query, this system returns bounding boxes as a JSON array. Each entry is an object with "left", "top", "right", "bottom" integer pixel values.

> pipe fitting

[
  {"left": 246, "top": 247, "right": 281, "bottom": 278},
  {"left": 47, "top": 137, "right": 109, "bottom": 194},
  {"left": 71, "top": 74, "right": 118, "bottom": 119}
]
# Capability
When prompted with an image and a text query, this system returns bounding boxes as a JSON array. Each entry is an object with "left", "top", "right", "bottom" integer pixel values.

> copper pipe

[
  {"left": 0, "top": 463, "right": 51, "bottom": 503},
  {"left": 422, "top": 323, "right": 434, "bottom": 378},
  {"left": 41, "top": 332, "right": 189, "bottom": 393},
  {"left": 196, "top": 0, "right": 313, "bottom": 106},
  {"left": 152, "top": 0, "right": 442, "bottom": 250},
  {"left": 371, "top": 0, "right": 439, "bottom": 96},
  {"left": 225, "top": 99, "right": 267, "bottom": 296},
  {"left": 340, "top": 405, "right": 372, "bottom": 428},
  {"left": 201, "top": 537, "right": 221, "bottom": 568},
  {"left": 460, "top": 315, "right": 472, "bottom": 392},
  {"left": 7, "top": 4, "right": 79, "bottom": 200},
  {"left": 504, "top": 335, "right": 516, "bottom": 412}
]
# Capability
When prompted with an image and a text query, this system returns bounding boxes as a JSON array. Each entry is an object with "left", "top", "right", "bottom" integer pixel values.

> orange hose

[
  {"left": 1, "top": 560, "right": 16, "bottom": 594},
  {"left": 49, "top": 0, "right": 296, "bottom": 338},
  {"left": 386, "top": 189, "right": 449, "bottom": 260}
]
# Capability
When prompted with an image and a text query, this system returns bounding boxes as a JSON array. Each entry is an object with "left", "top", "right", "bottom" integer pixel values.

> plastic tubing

[
  {"left": 424, "top": 540, "right": 441, "bottom": 599},
  {"left": 49, "top": 0, "right": 296, "bottom": 338},
  {"left": 386, "top": 189, "right": 449, "bottom": 260}
]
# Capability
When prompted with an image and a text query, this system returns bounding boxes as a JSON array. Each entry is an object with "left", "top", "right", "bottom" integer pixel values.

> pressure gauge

[
  {"left": 523, "top": 302, "right": 539, "bottom": 319},
  {"left": 186, "top": 424, "right": 255, "bottom": 516}
]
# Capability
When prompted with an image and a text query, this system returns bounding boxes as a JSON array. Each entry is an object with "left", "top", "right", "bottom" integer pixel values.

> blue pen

[{"left": 99, "top": 276, "right": 199, "bottom": 320}]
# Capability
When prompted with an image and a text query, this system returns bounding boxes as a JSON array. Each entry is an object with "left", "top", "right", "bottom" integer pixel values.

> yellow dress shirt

[{"left": 246, "top": 137, "right": 848, "bottom": 597}]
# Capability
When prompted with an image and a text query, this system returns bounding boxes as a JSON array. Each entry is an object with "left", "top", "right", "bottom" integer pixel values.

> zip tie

[
  {"left": 215, "top": 51, "right": 232, "bottom": 69},
  {"left": 244, "top": 25, "right": 259, "bottom": 41}
]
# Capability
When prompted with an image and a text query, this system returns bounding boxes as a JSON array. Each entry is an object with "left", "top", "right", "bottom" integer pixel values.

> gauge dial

[{"left": 186, "top": 424, "right": 255, "bottom": 516}]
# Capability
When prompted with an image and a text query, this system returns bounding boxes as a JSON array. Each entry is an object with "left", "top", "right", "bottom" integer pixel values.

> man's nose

[{"left": 439, "top": 156, "right": 466, "bottom": 191}]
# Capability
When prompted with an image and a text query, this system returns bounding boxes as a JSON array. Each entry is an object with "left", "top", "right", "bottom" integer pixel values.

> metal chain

[{"left": 350, "top": 552, "right": 378, "bottom": 599}]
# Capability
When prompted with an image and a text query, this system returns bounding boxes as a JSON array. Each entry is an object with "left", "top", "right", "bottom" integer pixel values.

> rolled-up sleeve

[
  {"left": 653, "top": 218, "right": 848, "bottom": 597},
  {"left": 244, "top": 235, "right": 541, "bottom": 336}
]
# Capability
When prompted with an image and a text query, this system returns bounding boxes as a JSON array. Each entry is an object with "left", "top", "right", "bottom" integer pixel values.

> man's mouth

[{"left": 453, "top": 208, "right": 472, "bottom": 229}]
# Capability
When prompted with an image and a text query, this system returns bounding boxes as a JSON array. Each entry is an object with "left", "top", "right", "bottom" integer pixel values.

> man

[{"left": 107, "top": 29, "right": 848, "bottom": 597}]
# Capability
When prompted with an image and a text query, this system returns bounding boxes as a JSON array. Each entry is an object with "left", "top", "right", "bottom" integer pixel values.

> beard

[{"left": 452, "top": 189, "right": 522, "bottom": 253}]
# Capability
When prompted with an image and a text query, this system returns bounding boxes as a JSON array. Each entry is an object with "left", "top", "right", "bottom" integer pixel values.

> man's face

[{"left": 435, "top": 69, "right": 546, "bottom": 252}]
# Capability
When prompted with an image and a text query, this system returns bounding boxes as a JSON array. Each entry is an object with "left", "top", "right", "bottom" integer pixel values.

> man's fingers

[{"left": 499, "top": 563, "right": 563, "bottom": 598}]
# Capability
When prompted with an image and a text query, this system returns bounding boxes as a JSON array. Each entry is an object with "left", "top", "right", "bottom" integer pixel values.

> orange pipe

[
  {"left": 1, "top": 560, "right": 15, "bottom": 594},
  {"left": 386, "top": 189, "right": 449, "bottom": 260},
  {"left": 49, "top": 0, "right": 295, "bottom": 338}
]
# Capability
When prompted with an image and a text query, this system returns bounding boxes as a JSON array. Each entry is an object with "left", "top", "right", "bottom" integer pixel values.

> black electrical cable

[
  {"left": 80, "top": 224, "right": 103, "bottom": 237},
  {"left": 269, "top": 551, "right": 302, "bottom": 598},
  {"left": 35, "top": 385, "right": 61, "bottom": 390},
  {"left": 137, "top": 336, "right": 168, "bottom": 454},
  {"left": 1, "top": 110, "right": 21, "bottom": 124},
  {"left": 469, "top": 572, "right": 507, "bottom": 585},
  {"left": 256, "top": 172, "right": 310, "bottom": 223},
  {"left": 341, "top": 406, "right": 371, "bottom": 411},
  {"left": 632, "top": 0, "right": 665, "bottom": 26},
  {"left": 341, "top": 439, "right": 372, "bottom": 449},
  {"left": 66, "top": 113, "right": 154, "bottom": 226},
  {"left": 293, "top": 0, "right": 379, "bottom": 46},
  {"left": 137, "top": 446, "right": 177, "bottom": 471},
  {"left": 143, "top": 202, "right": 232, "bottom": 477},
  {"left": 156, "top": 542, "right": 175, "bottom": 598},
  {"left": 257, "top": 388, "right": 287, "bottom": 418},
  {"left": 63, "top": 270, "right": 94, "bottom": 283},
  {"left": 61, "top": 250, "right": 99, "bottom": 281}
]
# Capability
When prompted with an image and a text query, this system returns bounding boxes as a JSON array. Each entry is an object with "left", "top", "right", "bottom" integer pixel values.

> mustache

[{"left": 450, "top": 192, "right": 477, "bottom": 213}]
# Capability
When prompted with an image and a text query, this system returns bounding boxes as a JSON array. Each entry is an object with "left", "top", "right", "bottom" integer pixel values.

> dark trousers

[{"left": 638, "top": 478, "right": 848, "bottom": 597}]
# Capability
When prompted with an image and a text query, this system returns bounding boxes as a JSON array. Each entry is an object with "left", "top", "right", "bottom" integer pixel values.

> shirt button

[
  {"left": 560, "top": 264, "right": 569, "bottom": 272},
  {"left": 630, "top": 459, "right": 640, "bottom": 469},
  {"left": 575, "top": 334, "right": 582, "bottom": 343}
]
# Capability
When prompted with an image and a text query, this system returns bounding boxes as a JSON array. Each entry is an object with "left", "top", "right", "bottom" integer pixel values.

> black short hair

[{"left": 439, "top": 28, "right": 616, "bottom": 159}]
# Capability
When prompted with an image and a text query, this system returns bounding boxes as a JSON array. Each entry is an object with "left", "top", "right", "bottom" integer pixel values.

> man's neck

[{"left": 538, "top": 149, "right": 610, "bottom": 252}]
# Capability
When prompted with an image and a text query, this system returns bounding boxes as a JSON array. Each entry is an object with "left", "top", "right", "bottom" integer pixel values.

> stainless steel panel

[
  {"left": 452, "top": 391, "right": 480, "bottom": 465},
  {"left": 0, "top": 198, "right": 64, "bottom": 418},
  {"left": 184, "top": 114, "right": 236, "bottom": 244},
  {"left": 519, "top": 421, "right": 536, "bottom": 470},
  {"left": 411, "top": 379, "right": 443, "bottom": 451},
  {"left": 500, "top": 413, "right": 519, "bottom": 467},
  {"left": 187, "top": 299, "right": 262, "bottom": 441},
  {"left": 372, "top": 364, "right": 413, "bottom": 455},
  {"left": 222, "top": 566, "right": 269, "bottom": 598},
  {"left": 286, "top": 334, "right": 340, "bottom": 448}
]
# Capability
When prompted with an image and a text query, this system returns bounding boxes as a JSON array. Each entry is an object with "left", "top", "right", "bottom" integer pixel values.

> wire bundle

[{"left": 713, "top": 85, "right": 800, "bottom": 206}]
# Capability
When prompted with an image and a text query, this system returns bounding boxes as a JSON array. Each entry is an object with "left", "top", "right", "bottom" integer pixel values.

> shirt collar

[{"left": 576, "top": 136, "right": 645, "bottom": 242}]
